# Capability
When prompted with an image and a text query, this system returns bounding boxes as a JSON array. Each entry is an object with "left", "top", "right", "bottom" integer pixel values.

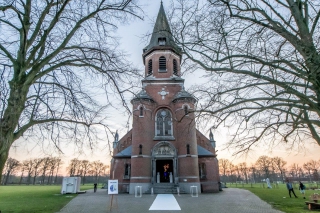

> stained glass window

[{"left": 156, "top": 109, "right": 173, "bottom": 136}]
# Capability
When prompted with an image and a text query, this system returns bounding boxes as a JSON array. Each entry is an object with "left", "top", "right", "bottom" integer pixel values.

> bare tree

[
  {"left": 290, "top": 163, "right": 301, "bottom": 179},
  {"left": 170, "top": 0, "right": 320, "bottom": 153},
  {"left": 22, "top": 159, "right": 34, "bottom": 185},
  {"left": 2, "top": 157, "right": 20, "bottom": 185},
  {"left": 238, "top": 162, "right": 248, "bottom": 183},
  {"left": 255, "top": 155, "right": 272, "bottom": 179},
  {"left": 67, "top": 158, "right": 81, "bottom": 176},
  {"left": 0, "top": 0, "right": 142, "bottom": 180},
  {"left": 40, "top": 157, "right": 51, "bottom": 184},
  {"left": 249, "top": 165, "right": 257, "bottom": 183},
  {"left": 54, "top": 158, "right": 62, "bottom": 184},
  {"left": 80, "top": 160, "right": 91, "bottom": 185},
  {"left": 219, "top": 158, "right": 230, "bottom": 183},
  {"left": 91, "top": 160, "right": 105, "bottom": 184},
  {"left": 304, "top": 160, "right": 319, "bottom": 182},
  {"left": 45, "top": 157, "right": 61, "bottom": 184},
  {"left": 272, "top": 157, "right": 287, "bottom": 183},
  {"left": 228, "top": 163, "right": 236, "bottom": 183},
  {"left": 47, "top": 157, "right": 56, "bottom": 184},
  {"left": 32, "top": 158, "right": 43, "bottom": 184},
  {"left": 304, "top": 159, "right": 320, "bottom": 181},
  {"left": 234, "top": 165, "right": 241, "bottom": 182},
  {"left": 19, "top": 162, "right": 25, "bottom": 185}
]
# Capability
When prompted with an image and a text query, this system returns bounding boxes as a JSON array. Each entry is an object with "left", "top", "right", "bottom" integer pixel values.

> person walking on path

[
  {"left": 299, "top": 181, "right": 306, "bottom": 199},
  {"left": 94, "top": 183, "right": 97, "bottom": 193},
  {"left": 286, "top": 179, "right": 298, "bottom": 198}
]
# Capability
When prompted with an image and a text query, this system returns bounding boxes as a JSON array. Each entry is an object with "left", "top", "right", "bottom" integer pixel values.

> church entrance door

[
  {"left": 156, "top": 159, "right": 173, "bottom": 183},
  {"left": 152, "top": 141, "right": 177, "bottom": 184}
]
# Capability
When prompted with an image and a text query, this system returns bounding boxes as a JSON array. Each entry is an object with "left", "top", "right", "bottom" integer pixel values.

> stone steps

[{"left": 146, "top": 183, "right": 186, "bottom": 194}]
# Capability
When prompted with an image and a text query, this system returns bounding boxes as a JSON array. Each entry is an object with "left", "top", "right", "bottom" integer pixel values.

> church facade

[{"left": 110, "top": 3, "right": 220, "bottom": 194}]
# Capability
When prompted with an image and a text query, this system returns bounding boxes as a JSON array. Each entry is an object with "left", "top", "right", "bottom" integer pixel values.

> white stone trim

[
  {"left": 145, "top": 51, "right": 180, "bottom": 60},
  {"left": 177, "top": 155, "right": 198, "bottom": 158},
  {"left": 131, "top": 155, "right": 151, "bottom": 158},
  {"left": 179, "top": 176, "right": 199, "bottom": 179},
  {"left": 130, "top": 176, "right": 152, "bottom": 179}
]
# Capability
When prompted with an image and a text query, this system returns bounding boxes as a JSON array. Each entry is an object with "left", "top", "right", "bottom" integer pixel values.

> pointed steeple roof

[
  {"left": 209, "top": 129, "right": 214, "bottom": 140},
  {"left": 143, "top": 2, "right": 181, "bottom": 56}
]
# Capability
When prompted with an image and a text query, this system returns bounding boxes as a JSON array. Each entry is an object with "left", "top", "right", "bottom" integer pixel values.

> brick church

[{"left": 110, "top": 2, "right": 220, "bottom": 194}]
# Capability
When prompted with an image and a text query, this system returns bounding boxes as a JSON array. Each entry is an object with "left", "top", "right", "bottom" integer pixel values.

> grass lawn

[
  {"left": 1, "top": 183, "right": 319, "bottom": 213},
  {"left": 0, "top": 184, "right": 94, "bottom": 213},
  {"left": 227, "top": 183, "right": 320, "bottom": 213}
]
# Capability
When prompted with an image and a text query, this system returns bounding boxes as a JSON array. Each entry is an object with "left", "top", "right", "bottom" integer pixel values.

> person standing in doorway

[
  {"left": 286, "top": 179, "right": 298, "bottom": 198},
  {"left": 163, "top": 164, "right": 169, "bottom": 180},
  {"left": 299, "top": 181, "right": 306, "bottom": 199}
]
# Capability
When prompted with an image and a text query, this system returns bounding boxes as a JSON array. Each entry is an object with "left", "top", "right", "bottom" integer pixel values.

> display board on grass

[{"left": 108, "top": 179, "right": 118, "bottom": 194}]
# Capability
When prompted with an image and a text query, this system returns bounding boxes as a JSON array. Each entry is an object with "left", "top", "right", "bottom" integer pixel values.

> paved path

[{"left": 57, "top": 188, "right": 284, "bottom": 213}]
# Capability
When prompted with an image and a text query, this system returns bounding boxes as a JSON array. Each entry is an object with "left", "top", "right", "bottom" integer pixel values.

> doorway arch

[{"left": 151, "top": 141, "right": 178, "bottom": 184}]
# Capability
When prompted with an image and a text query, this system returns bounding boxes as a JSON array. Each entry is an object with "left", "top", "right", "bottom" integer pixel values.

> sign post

[{"left": 108, "top": 179, "right": 118, "bottom": 211}]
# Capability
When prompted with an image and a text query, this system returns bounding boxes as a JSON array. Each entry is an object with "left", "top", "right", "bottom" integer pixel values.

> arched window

[
  {"left": 184, "top": 105, "right": 188, "bottom": 115},
  {"left": 155, "top": 109, "right": 173, "bottom": 136},
  {"left": 173, "top": 59, "right": 178, "bottom": 75},
  {"left": 139, "top": 144, "right": 143, "bottom": 155},
  {"left": 139, "top": 106, "right": 144, "bottom": 117},
  {"left": 159, "top": 56, "right": 166, "bottom": 72},
  {"left": 199, "top": 163, "right": 206, "bottom": 179},
  {"left": 148, "top": 59, "right": 152, "bottom": 75},
  {"left": 124, "top": 164, "right": 131, "bottom": 179}
]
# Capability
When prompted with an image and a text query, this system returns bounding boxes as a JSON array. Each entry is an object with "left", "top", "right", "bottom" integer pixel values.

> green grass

[
  {"left": 0, "top": 184, "right": 94, "bottom": 213},
  {"left": 1, "top": 183, "right": 319, "bottom": 213},
  {"left": 227, "top": 183, "right": 320, "bottom": 213}
]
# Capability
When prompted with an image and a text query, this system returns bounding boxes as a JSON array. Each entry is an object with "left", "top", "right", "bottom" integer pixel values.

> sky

[{"left": 8, "top": 0, "right": 320, "bottom": 174}]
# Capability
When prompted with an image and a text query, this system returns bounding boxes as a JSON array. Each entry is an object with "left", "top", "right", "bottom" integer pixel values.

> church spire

[
  {"left": 113, "top": 130, "right": 119, "bottom": 149},
  {"left": 143, "top": 2, "right": 181, "bottom": 56},
  {"left": 209, "top": 129, "right": 216, "bottom": 148}
]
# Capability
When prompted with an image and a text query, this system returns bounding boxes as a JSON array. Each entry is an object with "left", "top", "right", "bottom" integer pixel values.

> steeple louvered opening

[
  {"left": 148, "top": 59, "right": 152, "bottom": 75},
  {"left": 159, "top": 56, "right": 167, "bottom": 72},
  {"left": 173, "top": 59, "right": 178, "bottom": 75},
  {"left": 158, "top": 37, "right": 166, "bottom": 46}
]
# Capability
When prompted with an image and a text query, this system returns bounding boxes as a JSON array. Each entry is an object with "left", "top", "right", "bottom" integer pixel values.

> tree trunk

[
  {"left": 0, "top": 81, "right": 30, "bottom": 181},
  {"left": 27, "top": 173, "right": 31, "bottom": 185},
  {"left": 0, "top": 139, "right": 11, "bottom": 182},
  {"left": 54, "top": 162, "right": 60, "bottom": 184},
  {"left": 41, "top": 171, "right": 46, "bottom": 184},
  {"left": 245, "top": 172, "right": 248, "bottom": 184},
  {"left": 82, "top": 174, "right": 86, "bottom": 185},
  {"left": 33, "top": 170, "right": 37, "bottom": 185},
  {"left": 19, "top": 175, "right": 23, "bottom": 185},
  {"left": 309, "top": 171, "right": 312, "bottom": 182},
  {"left": 4, "top": 170, "right": 10, "bottom": 185},
  {"left": 47, "top": 171, "right": 53, "bottom": 185}
]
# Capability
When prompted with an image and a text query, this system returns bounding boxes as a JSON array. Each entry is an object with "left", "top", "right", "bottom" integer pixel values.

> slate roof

[
  {"left": 143, "top": 2, "right": 181, "bottom": 55},
  {"left": 131, "top": 89, "right": 154, "bottom": 102},
  {"left": 172, "top": 89, "right": 197, "bottom": 102},
  {"left": 197, "top": 145, "right": 214, "bottom": 157},
  {"left": 114, "top": 145, "right": 132, "bottom": 158}
]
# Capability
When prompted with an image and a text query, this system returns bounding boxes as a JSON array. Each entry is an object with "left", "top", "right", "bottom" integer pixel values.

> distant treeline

[
  {"left": 219, "top": 155, "right": 320, "bottom": 183},
  {"left": 1, "top": 157, "right": 109, "bottom": 185}
]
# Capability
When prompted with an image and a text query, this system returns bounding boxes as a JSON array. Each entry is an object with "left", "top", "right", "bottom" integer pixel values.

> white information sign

[{"left": 108, "top": 179, "right": 118, "bottom": 194}]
